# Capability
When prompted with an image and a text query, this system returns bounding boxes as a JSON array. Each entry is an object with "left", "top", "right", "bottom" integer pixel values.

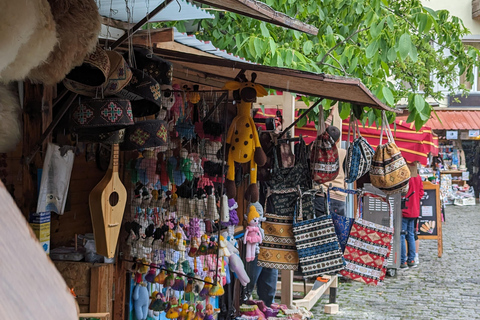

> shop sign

[
  {"left": 468, "top": 130, "right": 480, "bottom": 138},
  {"left": 446, "top": 130, "right": 458, "bottom": 140}
]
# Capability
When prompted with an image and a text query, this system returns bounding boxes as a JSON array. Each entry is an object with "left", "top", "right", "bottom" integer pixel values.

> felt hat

[
  {"left": 63, "top": 46, "right": 110, "bottom": 97},
  {"left": 102, "top": 50, "right": 133, "bottom": 96},
  {"left": 70, "top": 97, "right": 134, "bottom": 136},
  {"left": 130, "top": 48, "right": 173, "bottom": 85},
  {"left": 116, "top": 68, "right": 162, "bottom": 117},
  {"left": 0, "top": 0, "right": 57, "bottom": 82},
  {"left": 27, "top": 0, "right": 101, "bottom": 85},
  {"left": 121, "top": 120, "right": 169, "bottom": 151}
]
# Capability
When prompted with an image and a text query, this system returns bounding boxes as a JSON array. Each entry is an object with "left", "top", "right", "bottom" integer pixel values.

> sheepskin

[
  {"left": 0, "top": 2, "right": 38, "bottom": 73},
  {"left": 0, "top": 0, "right": 58, "bottom": 82},
  {"left": 27, "top": 0, "right": 101, "bottom": 85},
  {"left": 0, "top": 84, "right": 22, "bottom": 153}
]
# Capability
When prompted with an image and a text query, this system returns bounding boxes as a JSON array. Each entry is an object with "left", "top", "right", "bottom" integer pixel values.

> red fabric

[{"left": 402, "top": 176, "right": 424, "bottom": 218}]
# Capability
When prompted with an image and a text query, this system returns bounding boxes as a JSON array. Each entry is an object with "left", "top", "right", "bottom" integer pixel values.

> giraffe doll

[{"left": 222, "top": 73, "right": 267, "bottom": 202}]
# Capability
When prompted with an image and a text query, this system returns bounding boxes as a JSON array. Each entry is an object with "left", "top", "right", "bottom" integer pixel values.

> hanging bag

[
  {"left": 340, "top": 192, "right": 393, "bottom": 286},
  {"left": 369, "top": 112, "right": 410, "bottom": 195},
  {"left": 310, "top": 107, "right": 339, "bottom": 184},
  {"left": 327, "top": 187, "right": 355, "bottom": 253},
  {"left": 344, "top": 116, "right": 375, "bottom": 183},
  {"left": 292, "top": 187, "right": 345, "bottom": 279}
]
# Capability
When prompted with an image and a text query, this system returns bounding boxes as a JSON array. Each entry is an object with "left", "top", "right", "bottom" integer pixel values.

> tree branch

[
  {"left": 318, "top": 27, "right": 369, "bottom": 65},
  {"left": 322, "top": 63, "right": 345, "bottom": 73},
  {"left": 327, "top": 53, "right": 348, "bottom": 75}
]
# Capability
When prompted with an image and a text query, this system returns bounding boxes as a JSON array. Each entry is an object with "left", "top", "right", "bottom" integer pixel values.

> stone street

[{"left": 311, "top": 204, "right": 480, "bottom": 319}]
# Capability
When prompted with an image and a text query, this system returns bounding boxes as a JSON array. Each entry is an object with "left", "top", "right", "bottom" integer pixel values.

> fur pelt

[
  {"left": 27, "top": 0, "right": 101, "bottom": 85},
  {"left": 0, "top": 0, "right": 58, "bottom": 82},
  {"left": 0, "top": 1, "right": 38, "bottom": 73},
  {"left": 0, "top": 84, "right": 22, "bottom": 153}
]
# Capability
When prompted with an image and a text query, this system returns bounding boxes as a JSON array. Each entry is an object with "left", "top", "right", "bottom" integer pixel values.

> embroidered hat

[
  {"left": 116, "top": 68, "right": 162, "bottom": 117},
  {"left": 121, "top": 120, "right": 169, "bottom": 151},
  {"left": 70, "top": 97, "right": 134, "bottom": 136},
  {"left": 130, "top": 48, "right": 173, "bottom": 85},
  {"left": 63, "top": 46, "right": 110, "bottom": 97},
  {"left": 103, "top": 50, "right": 133, "bottom": 96}
]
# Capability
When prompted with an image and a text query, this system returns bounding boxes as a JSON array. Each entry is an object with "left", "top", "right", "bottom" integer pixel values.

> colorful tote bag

[
  {"left": 292, "top": 188, "right": 345, "bottom": 279},
  {"left": 369, "top": 112, "right": 410, "bottom": 195},
  {"left": 345, "top": 116, "right": 375, "bottom": 183},
  {"left": 340, "top": 193, "right": 393, "bottom": 285},
  {"left": 327, "top": 187, "right": 355, "bottom": 253},
  {"left": 310, "top": 107, "right": 339, "bottom": 184}
]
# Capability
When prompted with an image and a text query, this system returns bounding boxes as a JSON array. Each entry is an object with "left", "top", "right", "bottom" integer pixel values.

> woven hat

[
  {"left": 121, "top": 120, "right": 169, "bottom": 151},
  {"left": 0, "top": 0, "right": 57, "bottom": 82},
  {"left": 116, "top": 68, "right": 162, "bottom": 117},
  {"left": 70, "top": 97, "right": 134, "bottom": 136},
  {"left": 27, "top": 0, "right": 101, "bottom": 85},
  {"left": 63, "top": 46, "right": 110, "bottom": 97},
  {"left": 130, "top": 48, "right": 173, "bottom": 85}
]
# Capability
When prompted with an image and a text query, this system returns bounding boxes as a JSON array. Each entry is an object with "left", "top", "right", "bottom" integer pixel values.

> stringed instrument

[{"left": 89, "top": 143, "right": 127, "bottom": 258}]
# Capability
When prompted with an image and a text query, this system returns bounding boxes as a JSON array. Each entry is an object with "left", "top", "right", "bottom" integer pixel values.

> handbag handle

[
  {"left": 317, "top": 106, "right": 325, "bottom": 136},
  {"left": 379, "top": 111, "right": 394, "bottom": 145}
]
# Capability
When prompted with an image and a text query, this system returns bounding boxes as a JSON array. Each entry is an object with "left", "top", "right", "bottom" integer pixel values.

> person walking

[{"left": 400, "top": 166, "right": 424, "bottom": 269}]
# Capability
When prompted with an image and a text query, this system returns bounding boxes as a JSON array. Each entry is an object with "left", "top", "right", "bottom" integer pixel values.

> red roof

[{"left": 397, "top": 110, "right": 480, "bottom": 130}]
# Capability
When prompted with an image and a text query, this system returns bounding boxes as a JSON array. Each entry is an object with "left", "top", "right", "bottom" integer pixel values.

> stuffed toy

[
  {"left": 132, "top": 283, "right": 149, "bottom": 320},
  {"left": 222, "top": 73, "right": 267, "bottom": 202},
  {"left": 244, "top": 206, "right": 263, "bottom": 262},
  {"left": 222, "top": 232, "right": 250, "bottom": 286}
]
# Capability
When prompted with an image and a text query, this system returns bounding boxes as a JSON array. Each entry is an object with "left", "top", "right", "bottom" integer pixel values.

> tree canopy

[{"left": 164, "top": 0, "right": 480, "bottom": 129}]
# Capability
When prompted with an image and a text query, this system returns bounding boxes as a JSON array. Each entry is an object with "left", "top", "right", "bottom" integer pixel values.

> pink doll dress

[{"left": 245, "top": 226, "right": 261, "bottom": 243}]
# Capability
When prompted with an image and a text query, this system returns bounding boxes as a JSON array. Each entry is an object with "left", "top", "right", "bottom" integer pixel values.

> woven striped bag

[
  {"left": 292, "top": 188, "right": 344, "bottom": 279},
  {"left": 345, "top": 117, "right": 375, "bottom": 183},
  {"left": 369, "top": 112, "right": 410, "bottom": 195}
]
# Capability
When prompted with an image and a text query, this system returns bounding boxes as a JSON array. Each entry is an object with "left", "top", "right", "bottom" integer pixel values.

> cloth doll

[
  {"left": 218, "top": 235, "right": 230, "bottom": 257},
  {"left": 203, "top": 303, "right": 214, "bottom": 320},
  {"left": 222, "top": 231, "right": 250, "bottom": 286},
  {"left": 244, "top": 205, "right": 262, "bottom": 262},
  {"left": 138, "top": 149, "right": 159, "bottom": 186},
  {"left": 133, "top": 283, "right": 149, "bottom": 320},
  {"left": 179, "top": 148, "right": 193, "bottom": 181}
]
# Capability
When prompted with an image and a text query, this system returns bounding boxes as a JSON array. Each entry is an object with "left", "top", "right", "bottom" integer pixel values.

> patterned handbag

[
  {"left": 369, "top": 111, "right": 410, "bottom": 195},
  {"left": 293, "top": 187, "right": 345, "bottom": 279},
  {"left": 327, "top": 187, "right": 355, "bottom": 253},
  {"left": 345, "top": 116, "right": 375, "bottom": 183},
  {"left": 340, "top": 193, "right": 393, "bottom": 285},
  {"left": 310, "top": 107, "right": 339, "bottom": 184}
]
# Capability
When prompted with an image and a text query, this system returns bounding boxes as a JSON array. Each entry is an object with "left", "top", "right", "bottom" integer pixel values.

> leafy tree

[{"left": 163, "top": 0, "right": 480, "bottom": 129}]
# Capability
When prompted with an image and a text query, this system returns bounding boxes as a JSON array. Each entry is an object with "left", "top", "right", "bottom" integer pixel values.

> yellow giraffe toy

[{"left": 222, "top": 73, "right": 267, "bottom": 202}]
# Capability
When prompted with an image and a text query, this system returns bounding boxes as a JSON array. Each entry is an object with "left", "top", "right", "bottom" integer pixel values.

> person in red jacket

[{"left": 400, "top": 173, "right": 424, "bottom": 268}]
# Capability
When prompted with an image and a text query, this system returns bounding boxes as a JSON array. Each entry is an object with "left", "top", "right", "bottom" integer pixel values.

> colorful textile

[
  {"left": 369, "top": 112, "right": 410, "bottom": 195},
  {"left": 331, "top": 212, "right": 354, "bottom": 253},
  {"left": 340, "top": 217, "right": 393, "bottom": 285},
  {"left": 344, "top": 117, "right": 374, "bottom": 183},
  {"left": 293, "top": 194, "right": 345, "bottom": 278},
  {"left": 310, "top": 131, "right": 339, "bottom": 184}
]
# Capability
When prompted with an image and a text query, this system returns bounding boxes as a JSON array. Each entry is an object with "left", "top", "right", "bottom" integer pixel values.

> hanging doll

[
  {"left": 188, "top": 217, "right": 201, "bottom": 257},
  {"left": 179, "top": 148, "right": 193, "bottom": 182},
  {"left": 194, "top": 303, "right": 204, "bottom": 320},
  {"left": 203, "top": 303, "right": 214, "bottom": 320},
  {"left": 244, "top": 205, "right": 263, "bottom": 262},
  {"left": 138, "top": 149, "right": 159, "bottom": 186}
]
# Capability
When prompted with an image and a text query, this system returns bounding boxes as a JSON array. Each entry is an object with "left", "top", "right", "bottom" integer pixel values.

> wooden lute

[{"left": 89, "top": 143, "right": 127, "bottom": 258}]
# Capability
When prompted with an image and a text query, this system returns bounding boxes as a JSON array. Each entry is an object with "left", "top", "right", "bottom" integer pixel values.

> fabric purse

[
  {"left": 327, "top": 187, "right": 354, "bottom": 253},
  {"left": 340, "top": 193, "right": 393, "bottom": 286},
  {"left": 369, "top": 111, "right": 410, "bottom": 195},
  {"left": 292, "top": 187, "right": 344, "bottom": 279},
  {"left": 344, "top": 116, "right": 375, "bottom": 183},
  {"left": 310, "top": 107, "right": 339, "bottom": 184}
]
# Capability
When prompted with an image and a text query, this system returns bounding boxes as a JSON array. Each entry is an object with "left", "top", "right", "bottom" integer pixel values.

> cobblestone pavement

[{"left": 311, "top": 204, "right": 480, "bottom": 320}]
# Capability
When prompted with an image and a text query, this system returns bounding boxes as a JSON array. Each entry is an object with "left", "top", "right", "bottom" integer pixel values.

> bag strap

[
  {"left": 317, "top": 106, "right": 325, "bottom": 136},
  {"left": 382, "top": 111, "right": 394, "bottom": 143}
]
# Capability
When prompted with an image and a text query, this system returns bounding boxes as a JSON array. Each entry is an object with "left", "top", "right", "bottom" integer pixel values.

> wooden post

[
  {"left": 280, "top": 270, "right": 294, "bottom": 307},
  {"left": 90, "top": 264, "right": 114, "bottom": 315}
]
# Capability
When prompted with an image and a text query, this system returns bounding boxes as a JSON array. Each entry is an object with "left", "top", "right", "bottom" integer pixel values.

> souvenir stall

[{"left": 0, "top": 1, "right": 412, "bottom": 319}]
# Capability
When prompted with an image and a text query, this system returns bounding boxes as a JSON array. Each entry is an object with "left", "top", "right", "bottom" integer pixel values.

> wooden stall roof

[
  {"left": 195, "top": 0, "right": 319, "bottom": 35},
  {"left": 151, "top": 46, "right": 399, "bottom": 112}
]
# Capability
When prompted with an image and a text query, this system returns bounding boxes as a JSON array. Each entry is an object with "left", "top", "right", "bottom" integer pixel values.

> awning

[
  {"left": 254, "top": 108, "right": 438, "bottom": 165},
  {"left": 397, "top": 110, "right": 480, "bottom": 130},
  {"left": 340, "top": 119, "right": 439, "bottom": 165},
  {"left": 195, "top": 0, "right": 319, "bottom": 35},
  {"left": 97, "top": 0, "right": 214, "bottom": 22},
  {"left": 153, "top": 46, "right": 398, "bottom": 112}
]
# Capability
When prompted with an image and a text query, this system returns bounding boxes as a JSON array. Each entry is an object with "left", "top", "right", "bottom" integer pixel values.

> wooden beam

[
  {"left": 156, "top": 41, "right": 221, "bottom": 59},
  {"left": 281, "top": 270, "right": 293, "bottom": 307},
  {"left": 292, "top": 276, "right": 337, "bottom": 311},
  {"left": 101, "top": 17, "right": 133, "bottom": 30},
  {"left": 110, "top": 0, "right": 174, "bottom": 50},
  {"left": 132, "top": 28, "right": 174, "bottom": 46}
]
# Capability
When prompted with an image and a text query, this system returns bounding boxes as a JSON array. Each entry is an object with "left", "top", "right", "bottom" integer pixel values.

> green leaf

[
  {"left": 409, "top": 44, "right": 418, "bottom": 62},
  {"left": 293, "top": 50, "right": 307, "bottom": 63},
  {"left": 254, "top": 38, "right": 263, "bottom": 57},
  {"left": 285, "top": 49, "right": 293, "bottom": 66},
  {"left": 339, "top": 102, "right": 351, "bottom": 119},
  {"left": 303, "top": 40, "right": 313, "bottom": 55},
  {"left": 366, "top": 38, "right": 379, "bottom": 59},
  {"left": 297, "top": 114, "right": 307, "bottom": 128},
  {"left": 269, "top": 38, "right": 277, "bottom": 54},
  {"left": 248, "top": 37, "right": 257, "bottom": 58},
  {"left": 414, "top": 94, "right": 426, "bottom": 113},
  {"left": 406, "top": 109, "right": 417, "bottom": 123},
  {"left": 398, "top": 33, "right": 412, "bottom": 60},
  {"left": 382, "top": 86, "right": 394, "bottom": 105},
  {"left": 418, "top": 13, "right": 428, "bottom": 33},
  {"left": 260, "top": 22, "right": 270, "bottom": 38},
  {"left": 347, "top": 56, "right": 358, "bottom": 73},
  {"left": 275, "top": 51, "right": 284, "bottom": 67}
]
